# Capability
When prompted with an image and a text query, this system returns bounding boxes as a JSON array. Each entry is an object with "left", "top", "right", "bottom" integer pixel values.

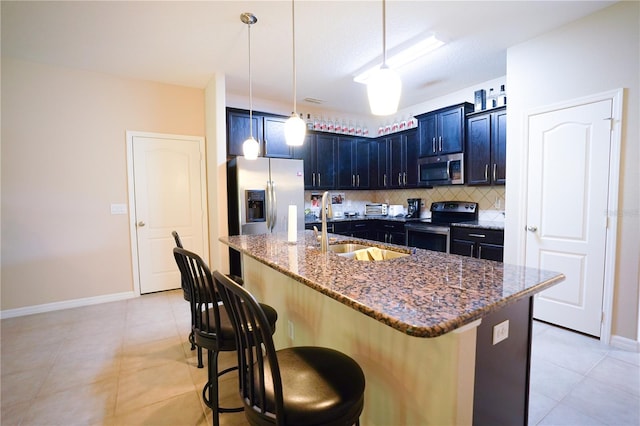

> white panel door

[
  {"left": 132, "top": 134, "right": 207, "bottom": 294},
  {"left": 526, "top": 99, "right": 612, "bottom": 337}
]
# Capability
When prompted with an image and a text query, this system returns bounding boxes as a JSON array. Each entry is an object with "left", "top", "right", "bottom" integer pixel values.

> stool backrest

[
  {"left": 173, "top": 248, "right": 223, "bottom": 339},
  {"left": 171, "top": 230, "right": 184, "bottom": 248},
  {"left": 213, "top": 271, "right": 284, "bottom": 424}
]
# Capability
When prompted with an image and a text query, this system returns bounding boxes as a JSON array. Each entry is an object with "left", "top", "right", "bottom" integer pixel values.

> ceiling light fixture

[
  {"left": 241, "top": 12, "right": 259, "bottom": 160},
  {"left": 354, "top": 34, "right": 445, "bottom": 84},
  {"left": 366, "top": 0, "right": 402, "bottom": 116},
  {"left": 284, "top": 0, "right": 306, "bottom": 146}
]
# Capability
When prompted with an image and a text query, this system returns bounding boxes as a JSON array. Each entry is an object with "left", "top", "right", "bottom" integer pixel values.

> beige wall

[
  {"left": 504, "top": 1, "right": 639, "bottom": 341},
  {"left": 1, "top": 57, "right": 205, "bottom": 311}
]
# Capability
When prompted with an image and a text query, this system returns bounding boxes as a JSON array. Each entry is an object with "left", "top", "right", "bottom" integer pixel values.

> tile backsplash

[{"left": 304, "top": 186, "right": 506, "bottom": 222}]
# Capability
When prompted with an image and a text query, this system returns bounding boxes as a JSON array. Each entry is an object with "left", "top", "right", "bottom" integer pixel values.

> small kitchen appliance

[
  {"left": 417, "top": 152, "right": 464, "bottom": 186},
  {"left": 406, "top": 198, "right": 421, "bottom": 218},
  {"left": 365, "top": 203, "right": 388, "bottom": 216},
  {"left": 405, "top": 201, "right": 478, "bottom": 253},
  {"left": 388, "top": 205, "right": 404, "bottom": 217}
]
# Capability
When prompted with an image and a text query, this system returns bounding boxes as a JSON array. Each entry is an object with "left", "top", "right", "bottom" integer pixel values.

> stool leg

[
  {"left": 197, "top": 346, "right": 204, "bottom": 368},
  {"left": 202, "top": 349, "right": 220, "bottom": 426}
]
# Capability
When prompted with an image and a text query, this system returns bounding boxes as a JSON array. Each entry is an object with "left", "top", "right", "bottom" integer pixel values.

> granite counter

[{"left": 220, "top": 230, "right": 562, "bottom": 338}]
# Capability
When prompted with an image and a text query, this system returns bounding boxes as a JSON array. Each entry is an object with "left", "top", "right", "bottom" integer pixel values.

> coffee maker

[{"left": 406, "top": 198, "right": 421, "bottom": 218}]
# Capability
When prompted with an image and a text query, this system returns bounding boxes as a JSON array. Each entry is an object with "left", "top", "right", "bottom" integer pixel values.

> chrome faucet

[{"left": 320, "top": 191, "right": 329, "bottom": 253}]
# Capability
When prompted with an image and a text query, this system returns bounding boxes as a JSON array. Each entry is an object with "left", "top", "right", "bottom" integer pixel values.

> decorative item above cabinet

[{"left": 417, "top": 102, "right": 474, "bottom": 157}]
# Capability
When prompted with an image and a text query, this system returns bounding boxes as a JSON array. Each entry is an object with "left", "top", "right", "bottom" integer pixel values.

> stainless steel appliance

[
  {"left": 406, "top": 198, "right": 421, "bottom": 218},
  {"left": 405, "top": 201, "right": 478, "bottom": 253},
  {"left": 228, "top": 157, "right": 305, "bottom": 275},
  {"left": 417, "top": 152, "right": 464, "bottom": 186},
  {"left": 364, "top": 203, "right": 388, "bottom": 216}
]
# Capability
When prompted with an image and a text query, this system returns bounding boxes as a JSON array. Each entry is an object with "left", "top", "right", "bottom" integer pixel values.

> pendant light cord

[
  {"left": 382, "top": 0, "right": 387, "bottom": 67},
  {"left": 291, "top": 0, "right": 297, "bottom": 115},
  {"left": 248, "top": 21, "right": 254, "bottom": 138}
]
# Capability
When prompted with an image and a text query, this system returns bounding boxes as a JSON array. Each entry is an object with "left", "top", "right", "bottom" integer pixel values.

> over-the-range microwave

[{"left": 417, "top": 152, "right": 464, "bottom": 186}]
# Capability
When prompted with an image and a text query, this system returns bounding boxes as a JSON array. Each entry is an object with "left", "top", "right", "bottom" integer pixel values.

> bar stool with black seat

[
  {"left": 173, "top": 248, "right": 278, "bottom": 426},
  {"left": 213, "top": 270, "right": 366, "bottom": 426},
  {"left": 172, "top": 230, "right": 245, "bottom": 369}
]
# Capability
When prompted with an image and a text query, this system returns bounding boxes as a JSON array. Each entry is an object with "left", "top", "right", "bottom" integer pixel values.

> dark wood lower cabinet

[
  {"left": 473, "top": 296, "right": 533, "bottom": 426},
  {"left": 450, "top": 226, "right": 504, "bottom": 261}
]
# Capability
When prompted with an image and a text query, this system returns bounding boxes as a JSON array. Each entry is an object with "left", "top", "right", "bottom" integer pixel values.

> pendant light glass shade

[
  {"left": 285, "top": 114, "right": 306, "bottom": 146},
  {"left": 285, "top": 0, "right": 306, "bottom": 146},
  {"left": 242, "top": 136, "right": 259, "bottom": 159},
  {"left": 367, "top": 0, "right": 401, "bottom": 116},
  {"left": 367, "top": 65, "right": 402, "bottom": 116}
]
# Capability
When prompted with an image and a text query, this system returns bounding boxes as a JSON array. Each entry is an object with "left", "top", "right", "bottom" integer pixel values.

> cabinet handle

[
  {"left": 484, "top": 164, "right": 489, "bottom": 181},
  {"left": 478, "top": 246, "right": 483, "bottom": 259},
  {"left": 438, "top": 136, "right": 443, "bottom": 152},
  {"left": 383, "top": 174, "right": 387, "bottom": 187},
  {"left": 312, "top": 172, "right": 316, "bottom": 187},
  {"left": 493, "top": 163, "right": 497, "bottom": 182},
  {"left": 357, "top": 174, "right": 360, "bottom": 187},
  {"left": 469, "top": 246, "right": 474, "bottom": 257},
  {"left": 403, "top": 172, "right": 407, "bottom": 185},
  {"left": 318, "top": 173, "right": 321, "bottom": 187},
  {"left": 398, "top": 173, "right": 402, "bottom": 186},
  {"left": 352, "top": 175, "right": 355, "bottom": 187},
  {"left": 432, "top": 137, "right": 436, "bottom": 153},
  {"left": 469, "top": 233, "right": 486, "bottom": 238}
]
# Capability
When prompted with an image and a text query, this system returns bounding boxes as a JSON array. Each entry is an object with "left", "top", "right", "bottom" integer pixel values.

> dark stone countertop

[
  {"left": 220, "top": 231, "right": 564, "bottom": 338},
  {"left": 305, "top": 215, "right": 420, "bottom": 224},
  {"left": 450, "top": 220, "right": 506, "bottom": 231}
]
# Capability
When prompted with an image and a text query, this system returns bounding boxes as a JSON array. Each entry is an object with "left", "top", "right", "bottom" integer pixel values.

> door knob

[
  {"left": 138, "top": 221, "right": 146, "bottom": 227},
  {"left": 527, "top": 226, "right": 537, "bottom": 232}
]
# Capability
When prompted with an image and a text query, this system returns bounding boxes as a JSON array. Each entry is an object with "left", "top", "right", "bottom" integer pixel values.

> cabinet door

[
  {"left": 375, "top": 139, "right": 389, "bottom": 189},
  {"left": 315, "top": 134, "right": 337, "bottom": 189},
  {"left": 227, "top": 109, "right": 262, "bottom": 157},
  {"left": 438, "top": 107, "right": 464, "bottom": 154},
  {"left": 337, "top": 137, "right": 354, "bottom": 189},
  {"left": 450, "top": 238, "right": 475, "bottom": 257},
  {"left": 466, "top": 114, "right": 492, "bottom": 185},
  {"left": 263, "top": 116, "right": 293, "bottom": 158},
  {"left": 491, "top": 110, "right": 507, "bottom": 185},
  {"left": 351, "top": 221, "right": 370, "bottom": 239},
  {"left": 354, "top": 139, "right": 371, "bottom": 189},
  {"left": 418, "top": 113, "right": 437, "bottom": 157},
  {"left": 295, "top": 134, "right": 316, "bottom": 188},
  {"left": 388, "top": 135, "right": 404, "bottom": 188},
  {"left": 478, "top": 243, "right": 504, "bottom": 261},
  {"left": 404, "top": 130, "right": 419, "bottom": 187}
]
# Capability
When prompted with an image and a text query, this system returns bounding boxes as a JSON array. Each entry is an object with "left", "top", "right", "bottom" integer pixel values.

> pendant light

[
  {"left": 284, "top": 0, "right": 306, "bottom": 146},
  {"left": 367, "top": 0, "right": 402, "bottom": 116},
  {"left": 241, "top": 12, "right": 260, "bottom": 160}
]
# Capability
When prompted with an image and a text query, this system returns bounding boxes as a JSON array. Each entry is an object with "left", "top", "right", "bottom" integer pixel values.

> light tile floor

[{"left": 1, "top": 289, "right": 638, "bottom": 425}]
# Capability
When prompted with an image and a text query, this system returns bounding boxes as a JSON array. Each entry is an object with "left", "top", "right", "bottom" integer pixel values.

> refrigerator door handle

[
  {"left": 270, "top": 180, "right": 277, "bottom": 232},
  {"left": 266, "top": 180, "right": 272, "bottom": 231}
]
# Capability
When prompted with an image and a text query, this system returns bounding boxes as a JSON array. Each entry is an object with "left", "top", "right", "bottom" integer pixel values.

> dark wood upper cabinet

[
  {"left": 226, "top": 108, "right": 292, "bottom": 158},
  {"left": 418, "top": 103, "right": 474, "bottom": 157},
  {"left": 337, "top": 136, "right": 371, "bottom": 189},
  {"left": 294, "top": 133, "right": 337, "bottom": 189},
  {"left": 465, "top": 107, "right": 506, "bottom": 185}
]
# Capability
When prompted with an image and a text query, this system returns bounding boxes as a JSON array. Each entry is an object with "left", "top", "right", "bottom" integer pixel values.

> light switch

[{"left": 110, "top": 204, "right": 127, "bottom": 215}]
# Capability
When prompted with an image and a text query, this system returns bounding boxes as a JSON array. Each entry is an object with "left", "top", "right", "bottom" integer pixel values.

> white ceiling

[{"left": 1, "top": 1, "right": 616, "bottom": 116}]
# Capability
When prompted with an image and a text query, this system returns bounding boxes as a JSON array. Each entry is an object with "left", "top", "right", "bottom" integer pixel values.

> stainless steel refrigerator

[{"left": 227, "top": 157, "right": 305, "bottom": 274}]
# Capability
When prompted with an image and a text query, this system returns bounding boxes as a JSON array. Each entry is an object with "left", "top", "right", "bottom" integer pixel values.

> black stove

[{"left": 405, "top": 201, "right": 478, "bottom": 253}]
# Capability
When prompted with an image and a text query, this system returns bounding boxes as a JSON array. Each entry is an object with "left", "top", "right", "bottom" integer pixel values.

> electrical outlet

[
  {"left": 492, "top": 320, "right": 509, "bottom": 345},
  {"left": 288, "top": 320, "right": 295, "bottom": 340}
]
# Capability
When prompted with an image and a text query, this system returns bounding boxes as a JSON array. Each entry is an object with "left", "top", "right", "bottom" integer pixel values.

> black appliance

[
  {"left": 405, "top": 201, "right": 478, "bottom": 253},
  {"left": 417, "top": 152, "right": 464, "bottom": 186},
  {"left": 406, "top": 198, "right": 421, "bottom": 218}
]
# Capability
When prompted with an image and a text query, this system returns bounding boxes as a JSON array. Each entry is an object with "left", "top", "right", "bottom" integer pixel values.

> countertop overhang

[{"left": 220, "top": 231, "right": 564, "bottom": 338}]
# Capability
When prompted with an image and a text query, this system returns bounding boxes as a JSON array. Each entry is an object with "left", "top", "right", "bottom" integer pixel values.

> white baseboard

[
  {"left": 610, "top": 334, "right": 640, "bottom": 352},
  {"left": 0, "top": 291, "right": 137, "bottom": 319}
]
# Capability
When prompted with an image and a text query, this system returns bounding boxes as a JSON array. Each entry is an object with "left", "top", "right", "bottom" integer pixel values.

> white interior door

[
  {"left": 129, "top": 132, "right": 208, "bottom": 294},
  {"left": 526, "top": 99, "right": 612, "bottom": 337}
]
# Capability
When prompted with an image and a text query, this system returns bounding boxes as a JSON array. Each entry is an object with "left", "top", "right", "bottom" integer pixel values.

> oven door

[{"left": 405, "top": 224, "right": 450, "bottom": 253}]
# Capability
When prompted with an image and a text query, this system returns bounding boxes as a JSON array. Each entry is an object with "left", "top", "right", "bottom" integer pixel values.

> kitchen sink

[
  {"left": 329, "top": 243, "right": 410, "bottom": 261},
  {"left": 328, "top": 243, "right": 372, "bottom": 254}
]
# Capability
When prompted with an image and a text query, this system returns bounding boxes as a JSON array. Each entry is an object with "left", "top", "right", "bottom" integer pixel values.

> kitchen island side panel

[{"left": 242, "top": 254, "right": 480, "bottom": 426}]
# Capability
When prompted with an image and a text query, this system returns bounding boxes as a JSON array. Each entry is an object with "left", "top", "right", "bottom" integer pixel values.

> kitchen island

[{"left": 220, "top": 231, "right": 564, "bottom": 425}]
